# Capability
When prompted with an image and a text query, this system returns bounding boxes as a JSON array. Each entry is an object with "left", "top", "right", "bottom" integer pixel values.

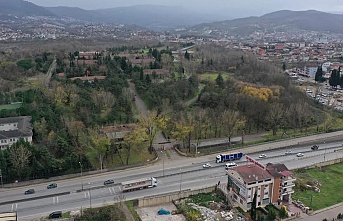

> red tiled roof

[
  {"left": 280, "top": 170, "right": 293, "bottom": 177},
  {"left": 232, "top": 164, "right": 273, "bottom": 183}
]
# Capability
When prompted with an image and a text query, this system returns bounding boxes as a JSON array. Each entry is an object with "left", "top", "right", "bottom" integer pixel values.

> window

[
  {"left": 258, "top": 180, "right": 263, "bottom": 183},
  {"left": 265, "top": 179, "right": 271, "bottom": 182},
  {"left": 265, "top": 185, "right": 268, "bottom": 187},
  {"left": 248, "top": 188, "right": 251, "bottom": 190},
  {"left": 10, "top": 139, "right": 12, "bottom": 142}
]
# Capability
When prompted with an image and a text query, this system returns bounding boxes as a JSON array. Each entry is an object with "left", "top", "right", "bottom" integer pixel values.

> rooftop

[{"left": 231, "top": 164, "right": 273, "bottom": 183}]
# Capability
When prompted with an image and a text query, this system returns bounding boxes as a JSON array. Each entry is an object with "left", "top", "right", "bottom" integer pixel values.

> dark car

[
  {"left": 104, "top": 179, "right": 115, "bottom": 185},
  {"left": 311, "top": 145, "right": 319, "bottom": 150},
  {"left": 47, "top": 183, "right": 57, "bottom": 189},
  {"left": 49, "top": 211, "right": 62, "bottom": 219},
  {"left": 24, "top": 189, "right": 35, "bottom": 195}
]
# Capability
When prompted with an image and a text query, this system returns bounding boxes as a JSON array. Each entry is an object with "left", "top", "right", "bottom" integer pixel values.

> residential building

[
  {"left": 227, "top": 163, "right": 274, "bottom": 210},
  {"left": 0, "top": 116, "right": 33, "bottom": 150},
  {"left": 266, "top": 163, "right": 296, "bottom": 205},
  {"left": 226, "top": 157, "right": 295, "bottom": 211}
]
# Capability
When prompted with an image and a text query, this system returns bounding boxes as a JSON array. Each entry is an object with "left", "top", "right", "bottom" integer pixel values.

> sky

[{"left": 26, "top": 0, "right": 343, "bottom": 18}]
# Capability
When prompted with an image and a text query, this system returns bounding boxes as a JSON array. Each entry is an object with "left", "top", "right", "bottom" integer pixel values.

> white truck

[{"left": 121, "top": 177, "right": 157, "bottom": 192}]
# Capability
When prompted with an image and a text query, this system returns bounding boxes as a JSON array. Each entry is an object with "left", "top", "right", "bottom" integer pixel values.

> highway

[{"left": 0, "top": 141, "right": 343, "bottom": 220}]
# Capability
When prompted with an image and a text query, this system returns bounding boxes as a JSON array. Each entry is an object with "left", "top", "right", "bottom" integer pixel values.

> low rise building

[{"left": 0, "top": 116, "right": 33, "bottom": 150}]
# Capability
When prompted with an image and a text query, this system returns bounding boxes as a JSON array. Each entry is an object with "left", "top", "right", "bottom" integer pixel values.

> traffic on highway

[{"left": 0, "top": 140, "right": 343, "bottom": 219}]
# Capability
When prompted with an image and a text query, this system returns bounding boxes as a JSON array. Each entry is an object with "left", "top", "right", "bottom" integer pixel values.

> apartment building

[
  {"left": 226, "top": 157, "right": 295, "bottom": 211},
  {"left": 0, "top": 116, "right": 33, "bottom": 150}
]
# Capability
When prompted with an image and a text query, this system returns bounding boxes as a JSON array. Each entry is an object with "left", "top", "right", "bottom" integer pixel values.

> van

[
  {"left": 49, "top": 211, "right": 62, "bottom": 219},
  {"left": 225, "top": 162, "right": 237, "bottom": 169}
]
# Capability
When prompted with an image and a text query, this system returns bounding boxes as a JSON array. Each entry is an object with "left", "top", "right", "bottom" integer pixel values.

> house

[
  {"left": 0, "top": 116, "right": 33, "bottom": 150},
  {"left": 226, "top": 156, "right": 295, "bottom": 211}
]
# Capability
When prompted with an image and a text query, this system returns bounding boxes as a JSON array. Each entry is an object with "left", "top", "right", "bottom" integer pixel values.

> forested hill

[
  {"left": 187, "top": 10, "right": 343, "bottom": 35},
  {"left": 0, "top": 0, "right": 54, "bottom": 17}
]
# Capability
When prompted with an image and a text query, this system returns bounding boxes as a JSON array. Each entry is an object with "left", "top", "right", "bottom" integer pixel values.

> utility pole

[
  {"left": 0, "top": 169, "right": 3, "bottom": 188},
  {"left": 79, "top": 161, "right": 83, "bottom": 191}
]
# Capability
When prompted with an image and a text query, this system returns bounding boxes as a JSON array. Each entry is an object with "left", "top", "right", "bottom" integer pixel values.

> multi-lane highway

[{"left": 1, "top": 141, "right": 343, "bottom": 220}]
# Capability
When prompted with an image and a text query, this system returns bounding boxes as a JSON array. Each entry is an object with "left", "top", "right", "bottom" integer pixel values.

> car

[
  {"left": 49, "top": 211, "right": 62, "bottom": 219},
  {"left": 47, "top": 183, "right": 57, "bottom": 189},
  {"left": 259, "top": 154, "right": 267, "bottom": 158},
  {"left": 296, "top": 153, "right": 304, "bottom": 157},
  {"left": 311, "top": 145, "right": 319, "bottom": 150},
  {"left": 285, "top": 150, "right": 292, "bottom": 155},
  {"left": 24, "top": 189, "right": 35, "bottom": 195},
  {"left": 203, "top": 163, "right": 212, "bottom": 168},
  {"left": 225, "top": 162, "right": 237, "bottom": 169},
  {"left": 104, "top": 179, "right": 115, "bottom": 185}
]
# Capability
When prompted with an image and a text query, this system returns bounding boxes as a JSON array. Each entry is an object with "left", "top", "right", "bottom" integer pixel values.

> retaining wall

[{"left": 137, "top": 186, "right": 216, "bottom": 207}]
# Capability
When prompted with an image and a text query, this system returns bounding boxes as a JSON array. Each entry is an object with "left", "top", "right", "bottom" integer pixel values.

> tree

[
  {"left": 122, "top": 126, "right": 146, "bottom": 165},
  {"left": 9, "top": 143, "right": 32, "bottom": 179},
  {"left": 279, "top": 205, "right": 288, "bottom": 219},
  {"left": 222, "top": 109, "right": 246, "bottom": 143},
  {"left": 266, "top": 209, "right": 276, "bottom": 221},
  {"left": 216, "top": 73, "right": 224, "bottom": 88},
  {"left": 329, "top": 69, "right": 340, "bottom": 88},
  {"left": 16, "top": 59, "right": 34, "bottom": 71},
  {"left": 315, "top": 66, "right": 324, "bottom": 82},
  {"left": 184, "top": 50, "right": 190, "bottom": 60},
  {"left": 282, "top": 62, "right": 286, "bottom": 71},
  {"left": 265, "top": 103, "right": 285, "bottom": 136},
  {"left": 139, "top": 111, "right": 169, "bottom": 153},
  {"left": 88, "top": 131, "right": 110, "bottom": 172},
  {"left": 250, "top": 191, "right": 257, "bottom": 221}
]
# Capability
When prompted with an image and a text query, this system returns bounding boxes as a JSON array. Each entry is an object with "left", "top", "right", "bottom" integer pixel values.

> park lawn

[
  {"left": 293, "top": 162, "right": 343, "bottom": 210},
  {"left": 199, "top": 72, "right": 230, "bottom": 82},
  {"left": 0, "top": 103, "right": 22, "bottom": 110}
]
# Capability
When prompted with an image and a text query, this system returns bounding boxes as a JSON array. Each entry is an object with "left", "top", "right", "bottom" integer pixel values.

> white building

[{"left": 0, "top": 116, "right": 33, "bottom": 150}]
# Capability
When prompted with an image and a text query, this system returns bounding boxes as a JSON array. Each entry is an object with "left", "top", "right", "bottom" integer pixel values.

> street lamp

[
  {"left": 179, "top": 169, "right": 183, "bottom": 192},
  {"left": 161, "top": 151, "right": 165, "bottom": 176},
  {"left": 79, "top": 161, "right": 83, "bottom": 191},
  {"left": 88, "top": 183, "right": 92, "bottom": 208}
]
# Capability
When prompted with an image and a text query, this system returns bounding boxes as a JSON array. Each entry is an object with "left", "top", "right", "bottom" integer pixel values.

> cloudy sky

[{"left": 26, "top": 0, "right": 343, "bottom": 18}]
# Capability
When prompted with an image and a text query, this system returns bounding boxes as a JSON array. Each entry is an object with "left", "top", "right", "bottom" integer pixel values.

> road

[
  {"left": 44, "top": 58, "right": 56, "bottom": 88},
  {"left": 1, "top": 141, "right": 343, "bottom": 219}
]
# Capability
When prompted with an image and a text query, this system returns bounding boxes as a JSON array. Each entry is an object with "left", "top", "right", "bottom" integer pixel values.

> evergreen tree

[
  {"left": 145, "top": 74, "right": 152, "bottom": 84},
  {"left": 329, "top": 69, "right": 340, "bottom": 88},
  {"left": 282, "top": 62, "right": 286, "bottom": 71},
  {"left": 250, "top": 191, "right": 257, "bottom": 221},
  {"left": 216, "top": 73, "right": 224, "bottom": 88},
  {"left": 184, "top": 50, "right": 190, "bottom": 60},
  {"left": 315, "top": 66, "right": 323, "bottom": 82}
]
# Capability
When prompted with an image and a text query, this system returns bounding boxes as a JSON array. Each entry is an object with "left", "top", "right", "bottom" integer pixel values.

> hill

[
  {"left": 0, "top": 0, "right": 54, "bottom": 17},
  {"left": 46, "top": 5, "right": 214, "bottom": 31},
  {"left": 187, "top": 10, "right": 343, "bottom": 36}
]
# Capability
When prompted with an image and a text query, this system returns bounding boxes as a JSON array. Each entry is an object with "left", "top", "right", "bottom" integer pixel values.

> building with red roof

[{"left": 226, "top": 158, "right": 295, "bottom": 211}]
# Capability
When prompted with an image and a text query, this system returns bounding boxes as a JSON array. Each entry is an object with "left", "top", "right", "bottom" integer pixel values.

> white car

[
  {"left": 296, "top": 153, "right": 304, "bottom": 157},
  {"left": 285, "top": 150, "right": 292, "bottom": 155},
  {"left": 259, "top": 154, "right": 267, "bottom": 158},
  {"left": 203, "top": 163, "right": 212, "bottom": 168},
  {"left": 225, "top": 162, "right": 237, "bottom": 169}
]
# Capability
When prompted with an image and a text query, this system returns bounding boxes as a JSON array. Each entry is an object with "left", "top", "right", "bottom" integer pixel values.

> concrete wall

[{"left": 137, "top": 186, "right": 216, "bottom": 207}]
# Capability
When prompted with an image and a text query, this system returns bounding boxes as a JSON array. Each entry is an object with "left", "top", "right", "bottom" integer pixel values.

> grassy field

[
  {"left": 199, "top": 72, "right": 230, "bottom": 82},
  {"left": 0, "top": 103, "right": 22, "bottom": 110},
  {"left": 293, "top": 162, "right": 343, "bottom": 210}
]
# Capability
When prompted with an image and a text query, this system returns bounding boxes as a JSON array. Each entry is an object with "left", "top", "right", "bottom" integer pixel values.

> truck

[
  {"left": 216, "top": 152, "right": 243, "bottom": 163},
  {"left": 121, "top": 177, "right": 157, "bottom": 192}
]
